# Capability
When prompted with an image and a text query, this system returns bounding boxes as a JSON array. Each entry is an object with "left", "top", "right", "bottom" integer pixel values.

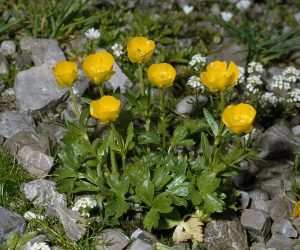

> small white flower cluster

[
  {"left": 270, "top": 75, "right": 291, "bottom": 90},
  {"left": 282, "top": 66, "right": 300, "bottom": 83},
  {"left": 247, "top": 61, "right": 264, "bottom": 75},
  {"left": 287, "top": 88, "right": 300, "bottom": 103},
  {"left": 221, "top": 12, "right": 233, "bottom": 22},
  {"left": 236, "top": 0, "right": 251, "bottom": 10},
  {"left": 187, "top": 76, "right": 205, "bottom": 92},
  {"left": 260, "top": 92, "right": 279, "bottom": 107},
  {"left": 24, "top": 211, "right": 45, "bottom": 221},
  {"left": 29, "top": 242, "right": 50, "bottom": 250},
  {"left": 72, "top": 196, "right": 97, "bottom": 217},
  {"left": 84, "top": 28, "right": 100, "bottom": 40},
  {"left": 182, "top": 5, "right": 194, "bottom": 15},
  {"left": 111, "top": 43, "right": 124, "bottom": 58},
  {"left": 189, "top": 54, "right": 206, "bottom": 70},
  {"left": 237, "top": 66, "right": 245, "bottom": 84}
]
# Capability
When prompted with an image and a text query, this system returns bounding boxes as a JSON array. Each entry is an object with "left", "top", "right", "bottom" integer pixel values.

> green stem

[
  {"left": 68, "top": 86, "right": 80, "bottom": 120},
  {"left": 211, "top": 123, "right": 224, "bottom": 162},
  {"left": 138, "top": 63, "right": 145, "bottom": 96},
  {"left": 122, "top": 156, "right": 126, "bottom": 169},
  {"left": 160, "top": 88, "right": 166, "bottom": 151},
  {"left": 109, "top": 123, "right": 118, "bottom": 174},
  {"left": 236, "top": 135, "right": 241, "bottom": 149},
  {"left": 99, "top": 85, "right": 104, "bottom": 97},
  {"left": 220, "top": 91, "right": 225, "bottom": 113}
]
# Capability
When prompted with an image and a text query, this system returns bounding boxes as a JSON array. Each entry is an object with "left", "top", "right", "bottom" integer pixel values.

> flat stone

[
  {"left": 4, "top": 131, "right": 48, "bottom": 156},
  {"left": 106, "top": 63, "right": 132, "bottom": 94},
  {"left": 260, "top": 178, "right": 285, "bottom": 199},
  {"left": 36, "top": 123, "right": 67, "bottom": 147},
  {"left": 0, "top": 206, "right": 26, "bottom": 246},
  {"left": 130, "top": 228, "right": 158, "bottom": 243},
  {"left": 0, "top": 111, "right": 35, "bottom": 138},
  {"left": 14, "top": 63, "right": 68, "bottom": 113},
  {"left": 250, "top": 199, "right": 269, "bottom": 213},
  {"left": 0, "top": 40, "right": 16, "bottom": 56},
  {"left": 292, "top": 125, "right": 300, "bottom": 136},
  {"left": 267, "top": 197, "right": 292, "bottom": 221},
  {"left": 0, "top": 52, "right": 8, "bottom": 74},
  {"left": 249, "top": 241, "right": 267, "bottom": 250},
  {"left": 240, "top": 209, "right": 271, "bottom": 238},
  {"left": 204, "top": 214, "right": 248, "bottom": 250},
  {"left": 266, "top": 234, "right": 295, "bottom": 249},
  {"left": 19, "top": 36, "right": 65, "bottom": 66},
  {"left": 129, "top": 238, "right": 154, "bottom": 250},
  {"left": 248, "top": 190, "right": 270, "bottom": 201},
  {"left": 175, "top": 95, "right": 208, "bottom": 115},
  {"left": 271, "top": 219, "right": 298, "bottom": 238},
  {"left": 17, "top": 146, "right": 54, "bottom": 178},
  {"left": 96, "top": 229, "right": 129, "bottom": 250}
]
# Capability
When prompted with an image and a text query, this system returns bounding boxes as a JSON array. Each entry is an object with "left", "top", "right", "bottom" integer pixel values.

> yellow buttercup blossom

[
  {"left": 292, "top": 201, "right": 300, "bottom": 218},
  {"left": 200, "top": 61, "right": 239, "bottom": 92},
  {"left": 222, "top": 103, "right": 256, "bottom": 134},
  {"left": 83, "top": 51, "right": 114, "bottom": 85},
  {"left": 90, "top": 96, "right": 121, "bottom": 124},
  {"left": 53, "top": 61, "right": 78, "bottom": 88},
  {"left": 147, "top": 63, "right": 176, "bottom": 88},
  {"left": 127, "top": 37, "right": 155, "bottom": 63}
]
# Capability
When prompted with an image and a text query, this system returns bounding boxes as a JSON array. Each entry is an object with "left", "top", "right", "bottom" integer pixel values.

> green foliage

[{"left": 6, "top": 231, "right": 38, "bottom": 250}]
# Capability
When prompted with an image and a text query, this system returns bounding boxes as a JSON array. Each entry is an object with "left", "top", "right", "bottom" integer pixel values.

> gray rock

[
  {"left": 22, "top": 179, "right": 86, "bottom": 241},
  {"left": 240, "top": 209, "right": 271, "bottom": 238},
  {"left": 36, "top": 123, "right": 67, "bottom": 147},
  {"left": 250, "top": 199, "right": 269, "bottom": 213},
  {"left": 249, "top": 241, "right": 267, "bottom": 250},
  {"left": 256, "top": 124, "right": 300, "bottom": 159},
  {"left": 0, "top": 111, "right": 35, "bottom": 138},
  {"left": 0, "top": 40, "right": 16, "bottom": 56},
  {"left": 175, "top": 95, "right": 208, "bottom": 115},
  {"left": 69, "top": 35, "right": 88, "bottom": 52},
  {"left": 239, "top": 191, "right": 250, "bottom": 209},
  {"left": 14, "top": 63, "right": 68, "bottom": 114},
  {"left": 172, "top": 243, "right": 188, "bottom": 250},
  {"left": 292, "top": 218, "right": 300, "bottom": 234},
  {"left": 3, "top": 131, "right": 48, "bottom": 156},
  {"left": 210, "top": 3, "right": 220, "bottom": 15},
  {"left": 260, "top": 178, "right": 285, "bottom": 199},
  {"left": 73, "top": 70, "right": 90, "bottom": 97},
  {"left": 271, "top": 219, "right": 298, "bottom": 238},
  {"left": 266, "top": 234, "right": 295, "bottom": 250},
  {"left": 130, "top": 228, "right": 157, "bottom": 243},
  {"left": 106, "top": 63, "right": 132, "bottom": 93},
  {"left": 17, "top": 146, "right": 54, "bottom": 178},
  {"left": 0, "top": 52, "right": 9, "bottom": 74},
  {"left": 204, "top": 214, "right": 248, "bottom": 250},
  {"left": 129, "top": 238, "right": 154, "bottom": 250},
  {"left": 248, "top": 190, "right": 270, "bottom": 201},
  {"left": 19, "top": 36, "right": 65, "bottom": 66},
  {"left": 292, "top": 125, "right": 300, "bottom": 136},
  {"left": 0, "top": 206, "right": 26, "bottom": 246},
  {"left": 20, "top": 235, "right": 48, "bottom": 250},
  {"left": 96, "top": 229, "right": 129, "bottom": 250},
  {"left": 267, "top": 197, "right": 292, "bottom": 221}
]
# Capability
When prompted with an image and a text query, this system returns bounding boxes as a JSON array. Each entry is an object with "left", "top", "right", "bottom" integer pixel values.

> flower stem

[
  {"left": 109, "top": 123, "right": 118, "bottom": 174},
  {"left": 99, "top": 85, "right": 104, "bottom": 97},
  {"left": 68, "top": 86, "right": 80, "bottom": 120},
  {"left": 160, "top": 88, "right": 166, "bottom": 151},
  {"left": 138, "top": 63, "right": 145, "bottom": 96},
  {"left": 220, "top": 91, "right": 225, "bottom": 113}
]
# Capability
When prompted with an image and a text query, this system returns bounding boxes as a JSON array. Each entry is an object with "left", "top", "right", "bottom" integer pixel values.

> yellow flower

[
  {"left": 293, "top": 201, "right": 300, "bottom": 218},
  {"left": 90, "top": 96, "right": 121, "bottom": 124},
  {"left": 147, "top": 63, "right": 176, "bottom": 88},
  {"left": 222, "top": 103, "right": 256, "bottom": 134},
  {"left": 200, "top": 61, "right": 239, "bottom": 92},
  {"left": 53, "top": 61, "right": 78, "bottom": 88},
  {"left": 83, "top": 51, "right": 114, "bottom": 85},
  {"left": 127, "top": 37, "right": 155, "bottom": 63}
]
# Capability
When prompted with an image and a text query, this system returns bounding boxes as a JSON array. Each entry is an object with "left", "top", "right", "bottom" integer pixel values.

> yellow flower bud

[
  {"left": 127, "top": 37, "right": 155, "bottom": 63},
  {"left": 147, "top": 63, "right": 176, "bottom": 88},
  {"left": 90, "top": 96, "right": 121, "bottom": 124},
  {"left": 292, "top": 201, "right": 300, "bottom": 218},
  {"left": 83, "top": 51, "right": 114, "bottom": 85},
  {"left": 53, "top": 61, "right": 78, "bottom": 88},
  {"left": 200, "top": 61, "right": 239, "bottom": 92},
  {"left": 222, "top": 103, "right": 256, "bottom": 134}
]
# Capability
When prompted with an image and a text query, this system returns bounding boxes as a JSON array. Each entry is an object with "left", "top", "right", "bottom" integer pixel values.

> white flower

[
  {"left": 84, "top": 28, "right": 100, "bottom": 40},
  {"left": 260, "top": 92, "right": 278, "bottom": 107},
  {"left": 237, "top": 66, "right": 245, "bottom": 84},
  {"left": 221, "top": 12, "right": 233, "bottom": 22},
  {"left": 189, "top": 54, "right": 206, "bottom": 70},
  {"left": 270, "top": 75, "right": 291, "bottom": 90},
  {"left": 30, "top": 242, "right": 50, "bottom": 250},
  {"left": 247, "top": 61, "right": 264, "bottom": 75},
  {"left": 287, "top": 88, "right": 300, "bottom": 103},
  {"left": 282, "top": 66, "right": 300, "bottom": 83},
  {"left": 236, "top": 0, "right": 251, "bottom": 10},
  {"left": 247, "top": 75, "right": 263, "bottom": 86},
  {"left": 24, "top": 211, "right": 45, "bottom": 221},
  {"left": 111, "top": 43, "right": 124, "bottom": 58},
  {"left": 182, "top": 5, "right": 194, "bottom": 15},
  {"left": 72, "top": 196, "right": 97, "bottom": 217},
  {"left": 187, "top": 76, "right": 205, "bottom": 92}
]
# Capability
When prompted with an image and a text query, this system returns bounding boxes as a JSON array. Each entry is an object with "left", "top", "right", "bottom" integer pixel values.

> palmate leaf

[
  {"left": 152, "top": 193, "right": 173, "bottom": 213},
  {"left": 135, "top": 179, "right": 154, "bottom": 206},
  {"left": 169, "top": 126, "right": 194, "bottom": 149},
  {"left": 107, "top": 173, "right": 129, "bottom": 196},
  {"left": 144, "top": 208, "right": 160, "bottom": 232},
  {"left": 153, "top": 165, "right": 172, "bottom": 191},
  {"left": 202, "top": 193, "right": 225, "bottom": 214},
  {"left": 166, "top": 176, "right": 190, "bottom": 197},
  {"left": 105, "top": 195, "right": 130, "bottom": 219}
]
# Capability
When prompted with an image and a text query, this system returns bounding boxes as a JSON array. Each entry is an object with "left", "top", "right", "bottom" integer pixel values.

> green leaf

[
  {"left": 56, "top": 178, "right": 75, "bottom": 193},
  {"left": 126, "top": 161, "right": 150, "bottom": 185},
  {"left": 197, "top": 171, "right": 220, "bottom": 195},
  {"left": 79, "top": 106, "right": 90, "bottom": 126},
  {"left": 203, "top": 193, "right": 224, "bottom": 214},
  {"left": 135, "top": 179, "right": 154, "bottom": 205},
  {"left": 158, "top": 37, "right": 174, "bottom": 45},
  {"left": 105, "top": 195, "right": 130, "bottom": 218},
  {"left": 200, "top": 132, "right": 211, "bottom": 163},
  {"left": 74, "top": 180, "right": 99, "bottom": 193},
  {"left": 166, "top": 176, "right": 190, "bottom": 197},
  {"left": 107, "top": 173, "right": 129, "bottom": 196},
  {"left": 153, "top": 165, "right": 171, "bottom": 191},
  {"left": 152, "top": 193, "right": 173, "bottom": 213},
  {"left": 138, "top": 131, "right": 161, "bottom": 145},
  {"left": 16, "top": 231, "right": 38, "bottom": 249},
  {"left": 125, "top": 122, "right": 134, "bottom": 150},
  {"left": 7, "top": 232, "right": 19, "bottom": 250},
  {"left": 203, "top": 108, "right": 218, "bottom": 136},
  {"left": 143, "top": 208, "right": 160, "bottom": 232},
  {"left": 157, "top": 209, "right": 182, "bottom": 230}
]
